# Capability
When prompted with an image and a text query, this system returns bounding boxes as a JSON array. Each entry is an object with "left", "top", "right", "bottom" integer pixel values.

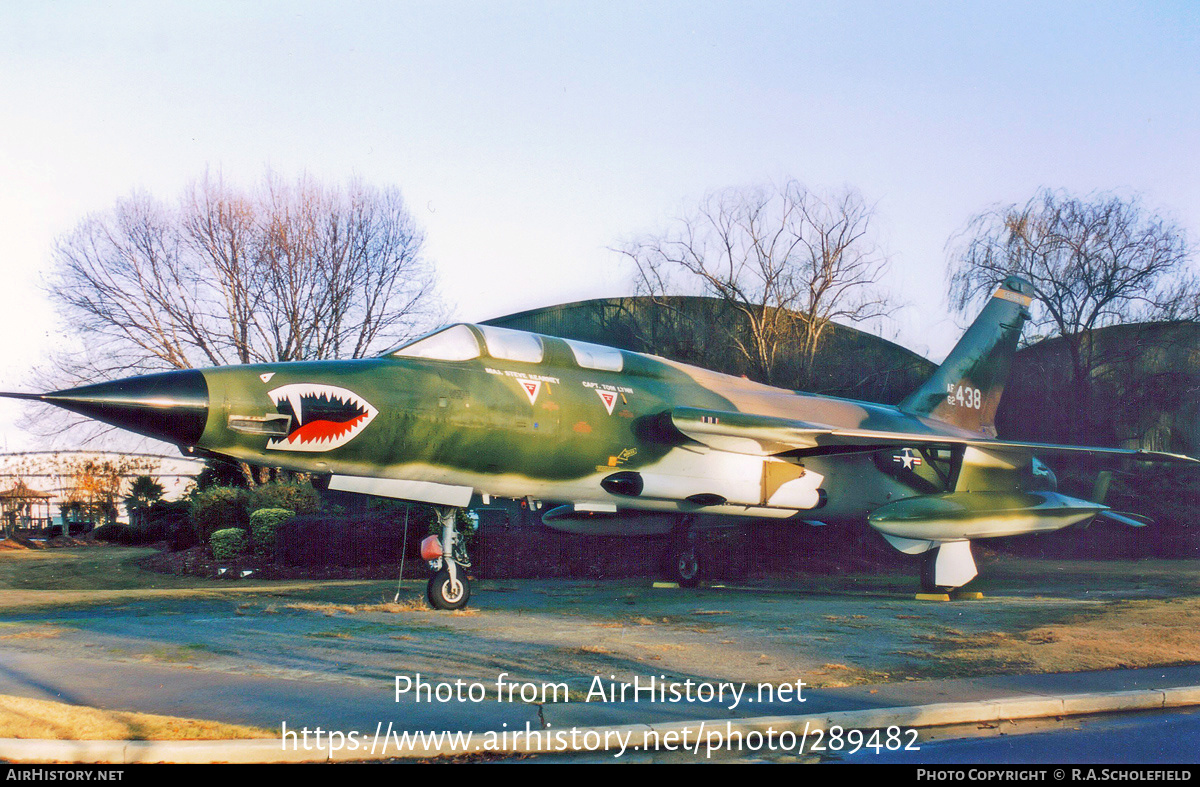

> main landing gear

[
  {"left": 668, "top": 515, "right": 701, "bottom": 588},
  {"left": 425, "top": 507, "right": 472, "bottom": 610}
]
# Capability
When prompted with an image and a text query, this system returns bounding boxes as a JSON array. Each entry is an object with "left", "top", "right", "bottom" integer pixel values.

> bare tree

[
  {"left": 947, "top": 188, "right": 1196, "bottom": 441},
  {"left": 46, "top": 170, "right": 442, "bottom": 380},
  {"left": 180, "top": 173, "right": 265, "bottom": 366},
  {"left": 36, "top": 170, "right": 444, "bottom": 466},
  {"left": 617, "top": 181, "right": 893, "bottom": 387}
]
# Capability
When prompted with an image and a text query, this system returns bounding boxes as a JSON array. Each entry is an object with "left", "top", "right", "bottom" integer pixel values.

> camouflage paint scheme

[
  {"left": 190, "top": 277, "right": 1122, "bottom": 527},
  {"left": 198, "top": 326, "right": 976, "bottom": 523},
  {"left": 10, "top": 275, "right": 1197, "bottom": 593}
]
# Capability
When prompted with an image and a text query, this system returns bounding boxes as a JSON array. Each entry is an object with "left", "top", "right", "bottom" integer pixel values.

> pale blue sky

[{"left": 0, "top": 1, "right": 1197, "bottom": 448}]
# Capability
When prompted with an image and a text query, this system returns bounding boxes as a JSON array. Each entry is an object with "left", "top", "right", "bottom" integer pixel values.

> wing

[{"left": 665, "top": 406, "right": 1200, "bottom": 465}]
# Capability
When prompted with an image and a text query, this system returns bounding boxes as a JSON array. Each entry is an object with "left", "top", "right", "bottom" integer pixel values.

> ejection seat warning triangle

[
  {"left": 520, "top": 380, "right": 542, "bottom": 405},
  {"left": 596, "top": 389, "right": 618, "bottom": 415}
]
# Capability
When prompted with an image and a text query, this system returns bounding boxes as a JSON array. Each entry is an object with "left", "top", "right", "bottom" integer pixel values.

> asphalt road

[
  {"left": 519, "top": 707, "right": 1200, "bottom": 764},
  {"left": 834, "top": 707, "right": 1200, "bottom": 764},
  {"left": 0, "top": 554, "right": 1196, "bottom": 763},
  {"left": 0, "top": 648, "right": 539, "bottom": 734},
  {"left": 0, "top": 643, "right": 1197, "bottom": 748}
]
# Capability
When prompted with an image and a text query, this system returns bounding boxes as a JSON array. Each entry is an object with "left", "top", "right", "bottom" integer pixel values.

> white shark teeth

[
  {"left": 266, "top": 384, "right": 370, "bottom": 426},
  {"left": 264, "top": 383, "right": 379, "bottom": 453}
]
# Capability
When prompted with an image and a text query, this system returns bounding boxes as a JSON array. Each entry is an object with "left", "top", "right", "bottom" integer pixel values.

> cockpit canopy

[
  {"left": 385, "top": 324, "right": 481, "bottom": 361},
  {"left": 477, "top": 325, "right": 544, "bottom": 363},
  {"left": 383, "top": 323, "right": 623, "bottom": 372}
]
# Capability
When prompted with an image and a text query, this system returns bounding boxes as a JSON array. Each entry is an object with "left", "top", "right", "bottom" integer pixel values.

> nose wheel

[
  {"left": 667, "top": 514, "right": 701, "bottom": 587},
  {"left": 672, "top": 549, "right": 701, "bottom": 587},
  {"left": 427, "top": 567, "right": 471, "bottom": 610},
  {"left": 425, "top": 506, "right": 473, "bottom": 610}
]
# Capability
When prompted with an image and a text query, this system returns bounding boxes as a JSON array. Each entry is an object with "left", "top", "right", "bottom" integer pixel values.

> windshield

[{"left": 385, "top": 324, "right": 481, "bottom": 361}]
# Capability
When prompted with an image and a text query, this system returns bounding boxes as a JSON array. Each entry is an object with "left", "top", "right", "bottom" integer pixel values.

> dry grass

[
  {"left": 389, "top": 597, "right": 430, "bottom": 612},
  {"left": 0, "top": 628, "right": 63, "bottom": 641},
  {"left": 915, "top": 596, "right": 1200, "bottom": 676},
  {"left": 306, "top": 631, "right": 353, "bottom": 639},
  {"left": 0, "top": 694, "right": 273, "bottom": 740},
  {"left": 284, "top": 602, "right": 358, "bottom": 614},
  {"left": 804, "top": 663, "right": 892, "bottom": 688},
  {"left": 281, "top": 596, "right": 483, "bottom": 617},
  {"left": 283, "top": 597, "right": 428, "bottom": 615},
  {"left": 140, "top": 644, "right": 214, "bottom": 663}
]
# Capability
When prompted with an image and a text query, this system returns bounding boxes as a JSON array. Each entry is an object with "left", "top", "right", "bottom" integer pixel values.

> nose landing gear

[
  {"left": 667, "top": 515, "right": 701, "bottom": 588},
  {"left": 425, "top": 507, "right": 472, "bottom": 610}
]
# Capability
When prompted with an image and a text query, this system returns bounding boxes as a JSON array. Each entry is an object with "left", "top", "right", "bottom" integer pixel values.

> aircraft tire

[
  {"left": 427, "top": 568, "right": 470, "bottom": 610},
  {"left": 672, "top": 550, "right": 701, "bottom": 588}
]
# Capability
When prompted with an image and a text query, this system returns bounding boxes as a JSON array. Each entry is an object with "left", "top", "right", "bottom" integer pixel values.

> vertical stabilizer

[{"left": 900, "top": 276, "right": 1034, "bottom": 435}]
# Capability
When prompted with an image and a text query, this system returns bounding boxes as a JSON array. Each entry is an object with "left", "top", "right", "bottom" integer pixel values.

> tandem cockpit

[{"left": 381, "top": 323, "right": 625, "bottom": 373}]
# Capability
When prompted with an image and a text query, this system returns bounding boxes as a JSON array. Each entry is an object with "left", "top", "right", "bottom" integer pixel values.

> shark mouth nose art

[{"left": 266, "top": 384, "right": 378, "bottom": 452}]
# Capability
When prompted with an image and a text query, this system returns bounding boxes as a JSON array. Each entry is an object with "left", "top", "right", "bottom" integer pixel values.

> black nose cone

[{"left": 41, "top": 370, "right": 209, "bottom": 446}]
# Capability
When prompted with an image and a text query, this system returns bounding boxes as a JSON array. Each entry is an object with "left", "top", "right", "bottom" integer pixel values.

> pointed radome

[{"left": 0, "top": 369, "right": 209, "bottom": 447}]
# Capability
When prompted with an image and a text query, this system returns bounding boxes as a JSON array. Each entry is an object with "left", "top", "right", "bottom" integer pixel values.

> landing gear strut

[
  {"left": 426, "top": 507, "right": 472, "bottom": 610},
  {"left": 668, "top": 515, "right": 701, "bottom": 588}
]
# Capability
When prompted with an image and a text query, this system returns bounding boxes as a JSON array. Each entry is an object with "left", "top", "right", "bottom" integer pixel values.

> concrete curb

[{"left": 3, "top": 684, "right": 1199, "bottom": 763}]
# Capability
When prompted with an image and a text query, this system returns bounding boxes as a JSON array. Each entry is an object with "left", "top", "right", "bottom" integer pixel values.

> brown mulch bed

[{"left": 0, "top": 534, "right": 105, "bottom": 551}]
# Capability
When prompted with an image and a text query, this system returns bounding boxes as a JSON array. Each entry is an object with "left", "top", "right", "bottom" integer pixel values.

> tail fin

[{"left": 899, "top": 275, "right": 1034, "bottom": 435}]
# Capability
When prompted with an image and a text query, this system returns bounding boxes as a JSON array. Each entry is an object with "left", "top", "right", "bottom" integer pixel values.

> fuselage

[{"left": 193, "top": 324, "right": 996, "bottom": 525}]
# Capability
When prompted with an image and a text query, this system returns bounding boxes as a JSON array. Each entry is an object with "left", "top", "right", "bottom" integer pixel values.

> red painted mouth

[{"left": 287, "top": 412, "right": 371, "bottom": 446}]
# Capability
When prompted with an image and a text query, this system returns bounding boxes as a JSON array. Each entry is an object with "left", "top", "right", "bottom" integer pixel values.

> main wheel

[
  {"left": 427, "top": 568, "right": 470, "bottom": 610},
  {"left": 672, "top": 550, "right": 701, "bottom": 588}
]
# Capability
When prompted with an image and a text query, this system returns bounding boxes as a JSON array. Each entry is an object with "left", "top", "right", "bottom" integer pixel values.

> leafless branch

[{"left": 617, "top": 180, "right": 894, "bottom": 387}]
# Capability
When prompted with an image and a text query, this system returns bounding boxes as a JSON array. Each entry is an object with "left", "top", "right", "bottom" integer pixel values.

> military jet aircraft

[{"left": 5, "top": 276, "right": 1195, "bottom": 608}]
